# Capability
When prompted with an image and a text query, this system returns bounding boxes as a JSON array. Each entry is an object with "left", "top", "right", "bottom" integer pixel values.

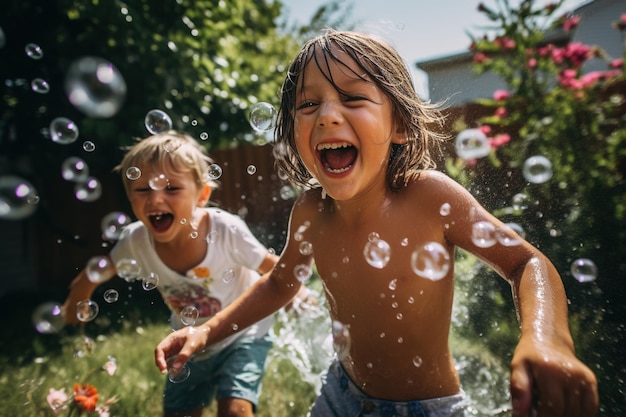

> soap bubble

[
  {"left": 103, "top": 289, "right": 119, "bottom": 303},
  {"left": 299, "top": 241, "right": 313, "bottom": 256},
  {"left": 471, "top": 221, "right": 497, "bottom": 248},
  {"left": 496, "top": 223, "right": 525, "bottom": 246},
  {"left": 126, "top": 166, "right": 141, "bottom": 181},
  {"left": 82, "top": 141, "right": 96, "bottom": 152},
  {"left": 32, "top": 302, "right": 65, "bottom": 334},
  {"left": 455, "top": 128, "right": 491, "bottom": 160},
  {"left": 0, "top": 175, "right": 39, "bottom": 220},
  {"left": 31, "top": 78, "right": 50, "bottom": 94},
  {"left": 294, "top": 264, "right": 313, "bottom": 282},
  {"left": 49, "top": 117, "right": 79, "bottom": 144},
  {"left": 65, "top": 56, "right": 127, "bottom": 118},
  {"left": 363, "top": 238, "right": 391, "bottom": 269},
  {"left": 116, "top": 258, "right": 141, "bottom": 282},
  {"left": 25, "top": 43, "right": 43, "bottom": 60},
  {"left": 512, "top": 193, "right": 529, "bottom": 211},
  {"left": 61, "top": 157, "right": 89, "bottom": 182},
  {"left": 207, "top": 164, "right": 223, "bottom": 180},
  {"left": 249, "top": 102, "right": 277, "bottom": 132},
  {"left": 74, "top": 177, "right": 102, "bottom": 202},
  {"left": 331, "top": 320, "right": 351, "bottom": 360},
  {"left": 180, "top": 306, "right": 199, "bottom": 326},
  {"left": 410, "top": 242, "right": 450, "bottom": 281},
  {"left": 522, "top": 155, "right": 553, "bottom": 184},
  {"left": 167, "top": 356, "right": 191, "bottom": 383},
  {"left": 76, "top": 299, "right": 99, "bottom": 322},
  {"left": 222, "top": 268, "right": 235, "bottom": 283},
  {"left": 86, "top": 256, "right": 114, "bottom": 283},
  {"left": 142, "top": 272, "right": 159, "bottom": 290},
  {"left": 439, "top": 202, "right": 451, "bottom": 216},
  {"left": 101, "top": 211, "right": 131, "bottom": 241},
  {"left": 145, "top": 109, "right": 172, "bottom": 134},
  {"left": 149, "top": 174, "right": 168, "bottom": 190},
  {"left": 570, "top": 258, "right": 597, "bottom": 283},
  {"left": 246, "top": 165, "right": 257, "bottom": 175}
]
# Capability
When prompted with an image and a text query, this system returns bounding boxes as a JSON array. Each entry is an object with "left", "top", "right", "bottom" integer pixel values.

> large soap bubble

[
  {"left": 455, "top": 128, "right": 491, "bottom": 160},
  {"left": 522, "top": 155, "right": 553, "bottom": 184},
  {"left": 145, "top": 109, "right": 172, "bottom": 134},
  {"left": 249, "top": 102, "right": 277, "bottom": 132},
  {"left": 49, "top": 117, "right": 79, "bottom": 144},
  {"left": 0, "top": 175, "right": 39, "bottom": 220},
  {"left": 65, "top": 56, "right": 127, "bottom": 118},
  {"left": 32, "top": 302, "right": 65, "bottom": 334}
]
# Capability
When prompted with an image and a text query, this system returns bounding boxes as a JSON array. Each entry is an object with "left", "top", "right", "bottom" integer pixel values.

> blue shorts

[
  {"left": 308, "top": 360, "right": 470, "bottom": 417},
  {"left": 163, "top": 335, "right": 273, "bottom": 414}
]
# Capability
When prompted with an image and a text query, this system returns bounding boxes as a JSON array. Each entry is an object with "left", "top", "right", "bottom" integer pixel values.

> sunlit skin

[
  {"left": 155, "top": 47, "right": 598, "bottom": 417},
  {"left": 62, "top": 163, "right": 278, "bottom": 417}
]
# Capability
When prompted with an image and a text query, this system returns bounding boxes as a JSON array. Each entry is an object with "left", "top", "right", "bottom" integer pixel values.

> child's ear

[
  {"left": 197, "top": 184, "right": 212, "bottom": 207},
  {"left": 391, "top": 119, "right": 408, "bottom": 145}
]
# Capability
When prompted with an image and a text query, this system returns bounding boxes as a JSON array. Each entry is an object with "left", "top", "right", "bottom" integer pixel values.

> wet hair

[
  {"left": 115, "top": 131, "right": 218, "bottom": 194},
  {"left": 274, "top": 29, "right": 448, "bottom": 192}
]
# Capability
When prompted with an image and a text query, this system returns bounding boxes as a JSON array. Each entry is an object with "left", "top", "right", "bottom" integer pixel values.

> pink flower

[
  {"left": 563, "top": 15, "right": 581, "bottom": 31},
  {"left": 494, "top": 36, "right": 516, "bottom": 50},
  {"left": 479, "top": 125, "right": 492, "bottom": 135},
  {"left": 495, "top": 107, "right": 508, "bottom": 119},
  {"left": 473, "top": 52, "right": 489, "bottom": 63},
  {"left": 610, "top": 58, "right": 623, "bottom": 69},
  {"left": 102, "top": 357, "right": 117, "bottom": 376},
  {"left": 527, "top": 58, "right": 537, "bottom": 69},
  {"left": 489, "top": 133, "right": 511, "bottom": 148},
  {"left": 46, "top": 388, "right": 68, "bottom": 414},
  {"left": 493, "top": 89, "right": 511, "bottom": 101}
]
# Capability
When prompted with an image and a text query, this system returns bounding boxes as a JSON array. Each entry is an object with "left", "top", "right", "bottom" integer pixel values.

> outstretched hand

[
  {"left": 510, "top": 337, "right": 598, "bottom": 417},
  {"left": 154, "top": 326, "right": 211, "bottom": 373}
]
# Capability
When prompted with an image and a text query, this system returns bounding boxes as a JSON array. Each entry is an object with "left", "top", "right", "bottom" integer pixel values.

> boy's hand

[
  {"left": 154, "top": 326, "right": 210, "bottom": 373},
  {"left": 510, "top": 337, "right": 598, "bottom": 417}
]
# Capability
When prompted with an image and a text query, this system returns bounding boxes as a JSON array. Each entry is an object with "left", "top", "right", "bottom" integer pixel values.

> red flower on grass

[{"left": 73, "top": 383, "right": 99, "bottom": 413}]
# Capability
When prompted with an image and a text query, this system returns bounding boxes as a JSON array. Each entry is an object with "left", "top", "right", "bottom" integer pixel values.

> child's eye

[
  {"left": 343, "top": 95, "right": 367, "bottom": 103},
  {"left": 296, "top": 101, "right": 318, "bottom": 112}
]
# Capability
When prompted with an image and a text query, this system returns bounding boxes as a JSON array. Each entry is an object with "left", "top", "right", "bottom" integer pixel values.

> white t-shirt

[{"left": 110, "top": 207, "right": 274, "bottom": 355}]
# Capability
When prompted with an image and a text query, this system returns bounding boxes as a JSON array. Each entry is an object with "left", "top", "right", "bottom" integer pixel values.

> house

[{"left": 416, "top": 0, "right": 625, "bottom": 106}]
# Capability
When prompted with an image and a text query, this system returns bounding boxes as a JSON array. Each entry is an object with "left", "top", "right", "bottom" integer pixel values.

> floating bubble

[
  {"left": 49, "top": 117, "right": 79, "bottom": 145},
  {"left": 299, "top": 241, "right": 313, "bottom": 256},
  {"left": 246, "top": 165, "right": 257, "bottom": 175},
  {"left": 126, "top": 166, "right": 141, "bottom": 181},
  {"left": 167, "top": 356, "right": 191, "bottom": 383},
  {"left": 103, "top": 289, "right": 119, "bottom": 303},
  {"left": 512, "top": 193, "right": 529, "bottom": 211},
  {"left": 163, "top": 137, "right": 181, "bottom": 153},
  {"left": 455, "top": 128, "right": 491, "bottom": 160},
  {"left": 180, "top": 306, "right": 199, "bottom": 326},
  {"left": 222, "top": 268, "right": 235, "bottom": 283},
  {"left": 76, "top": 299, "right": 99, "bottom": 322},
  {"left": 86, "top": 256, "right": 114, "bottom": 283},
  {"left": 74, "top": 177, "right": 102, "bottom": 202},
  {"left": 522, "top": 155, "right": 553, "bottom": 184},
  {"left": 410, "top": 242, "right": 450, "bottom": 281},
  {"left": 142, "top": 272, "right": 159, "bottom": 290},
  {"left": 294, "top": 264, "right": 313, "bottom": 282},
  {"left": 471, "top": 221, "right": 497, "bottom": 248},
  {"left": 82, "top": 141, "right": 96, "bottom": 152},
  {"left": 65, "top": 56, "right": 126, "bottom": 118},
  {"left": 145, "top": 109, "right": 172, "bottom": 134},
  {"left": 199, "top": 132, "right": 209, "bottom": 141},
  {"left": 149, "top": 174, "right": 168, "bottom": 190},
  {"left": 25, "top": 43, "right": 43, "bottom": 60},
  {"left": 496, "top": 223, "right": 525, "bottom": 246},
  {"left": 32, "top": 302, "right": 65, "bottom": 334},
  {"left": 363, "top": 238, "right": 391, "bottom": 269},
  {"left": 249, "top": 102, "right": 277, "bottom": 132},
  {"left": 207, "top": 164, "right": 222, "bottom": 180},
  {"left": 331, "top": 320, "right": 351, "bottom": 360},
  {"left": 279, "top": 185, "right": 295, "bottom": 200},
  {"left": 31, "top": 78, "right": 50, "bottom": 94},
  {"left": 61, "top": 156, "right": 89, "bottom": 182},
  {"left": 412, "top": 355, "right": 423, "bottom": 367},
  {"left": 116, "top": 258, "right": 141, "bottom": 282},
  {"left": 101, "top": 211, "right": 131, "bottom": 241},
  {"left": 0, "top": 175, "right": 39, "bottom": 220},
  {"left": 570, "top": 258, "right": 597, "bottom": 283}
]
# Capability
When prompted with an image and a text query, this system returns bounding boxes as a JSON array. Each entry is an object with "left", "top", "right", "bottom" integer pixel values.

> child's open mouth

[
  {"left": 149, "top": 212, "right": 174, "bottom": 233},
  {"left": 317, "top": 142, "right": 357, "bottom": 174}
]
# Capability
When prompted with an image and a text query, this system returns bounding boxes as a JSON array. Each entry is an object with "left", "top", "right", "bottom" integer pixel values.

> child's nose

[{"left": 317, "top": 102, "right": 343, "bottom": 127}]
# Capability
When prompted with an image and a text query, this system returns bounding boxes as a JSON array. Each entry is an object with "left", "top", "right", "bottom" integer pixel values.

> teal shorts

[{"left": 163, "top": 334, "right": 273, "bottom": 414}]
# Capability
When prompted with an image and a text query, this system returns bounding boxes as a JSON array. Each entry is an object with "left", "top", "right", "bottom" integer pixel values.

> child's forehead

[
  {"left": 300, "top": 46, "right": 372, "bottom": 89},
  {"left": 129, "top": 161, "right": 194, "bottom": 182}
]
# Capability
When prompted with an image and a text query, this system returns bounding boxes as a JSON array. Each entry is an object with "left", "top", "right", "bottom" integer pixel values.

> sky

[{"left": 281, "top": 0, "right": 587, "bottom": 97}]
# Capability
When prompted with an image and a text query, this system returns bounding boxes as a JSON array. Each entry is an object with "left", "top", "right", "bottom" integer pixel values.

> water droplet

[
  {"left": 299, "top": 241, "right": 313, "bottom": 256},
  {"left": 332, "top": 321, "right": 351, "bottom": 360},
  {"left": 455, "top": 128, "right": 491, "bottom": 160},
  {"left": 410, "top": 242, "right": 450, "bottom": 281},
  {"left": 65, "top": 56, "right": 127, "bottom": 118},
  {"left": 523, "top": 155, "right": 553, "bottom": 184},
  {"left": 512, "top": 193, "right": 529, "bottom": 211},
  {"left": 412, "top": 356, "right": 423, "bottom": 367},
  {"left": 145, "top": 109, "right": 172, "bottom": 134},
  {"left": 570, "top": 258, "right": 597, "bottom": 283},
  {"left": 294, "top": 264, "right": 313, "bottom": 282},
  {"left": 249, "top": 102, "right": 277, "bottom": 132},
  {"left": 439, "top": 202, "right": 451, "bottom": 216}
]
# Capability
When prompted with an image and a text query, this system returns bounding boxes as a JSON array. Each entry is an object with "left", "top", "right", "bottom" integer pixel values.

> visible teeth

[
  {"left": 327, "top": 166, "right": 350, "bottom": 174},
  {"left": 317, "top": 142, "right": 351, "bottom": 151}
]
